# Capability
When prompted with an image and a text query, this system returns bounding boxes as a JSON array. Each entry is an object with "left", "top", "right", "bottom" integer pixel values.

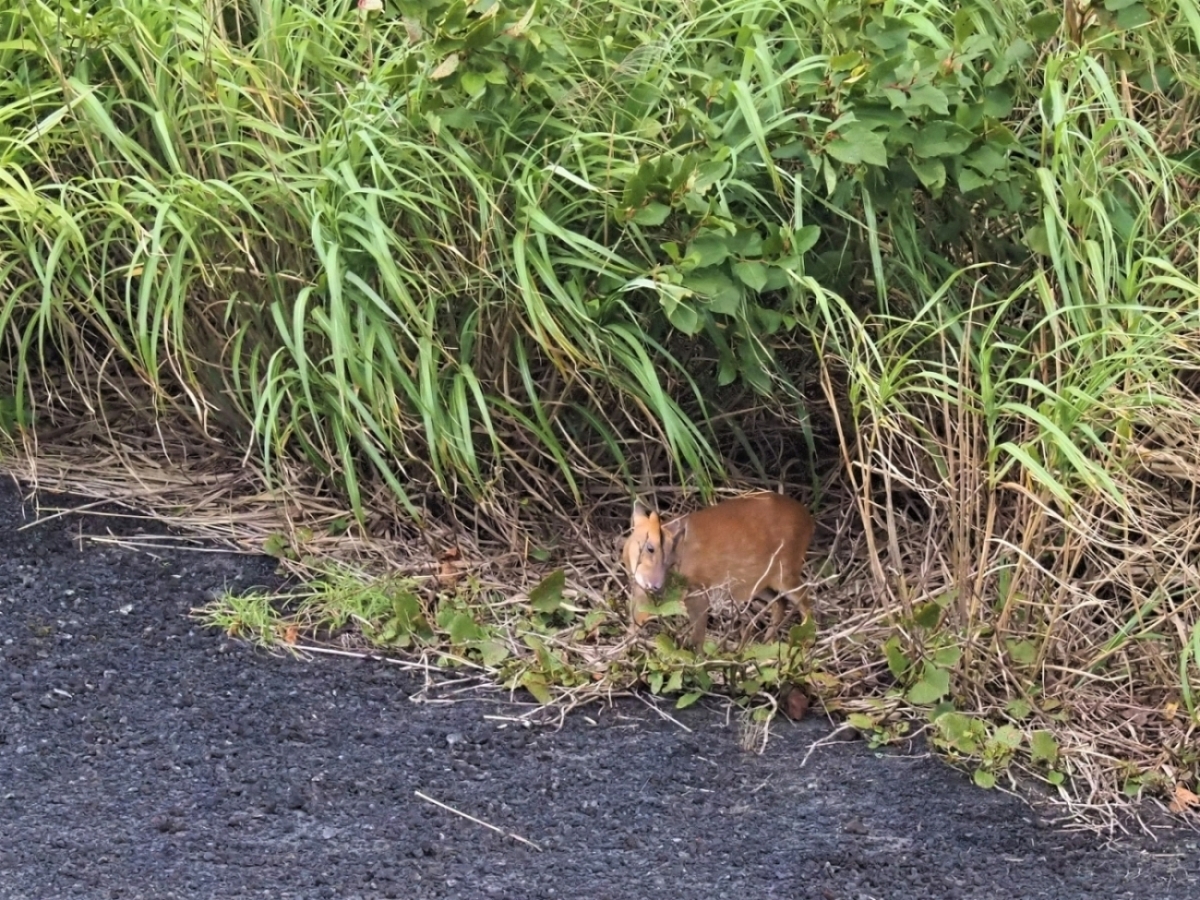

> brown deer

[{"left": 623, "top": 492, "right": 814, "bottom": 649}]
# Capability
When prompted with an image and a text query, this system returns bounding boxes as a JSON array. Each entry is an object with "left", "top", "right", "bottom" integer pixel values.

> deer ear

[
  {"left": 661, "top": 518, "right": 686, "bottom": 553},
  {"left": 631, "top": 500, "right": 652, "bottom": 528}
]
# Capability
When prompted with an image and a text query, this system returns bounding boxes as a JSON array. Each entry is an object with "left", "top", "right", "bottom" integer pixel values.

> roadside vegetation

[{"left": 2, "top": 0, "right": 1198, "bottom": 823}]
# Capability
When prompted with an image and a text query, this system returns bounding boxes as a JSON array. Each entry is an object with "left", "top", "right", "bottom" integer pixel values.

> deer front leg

[{"left": 630, "top": 583, "right": 655, "bottom": 628}]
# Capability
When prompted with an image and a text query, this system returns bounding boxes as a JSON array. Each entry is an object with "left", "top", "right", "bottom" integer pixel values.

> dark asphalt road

[{"left": 1, "top": 477, "right": 1197, "bottom": 899}]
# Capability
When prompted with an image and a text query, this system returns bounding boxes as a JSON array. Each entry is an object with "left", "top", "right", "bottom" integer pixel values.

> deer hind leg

[
  {"left": 766, "top": 595, "right": 787, "bottom": 638},
  {"left": 764, "top": 586, "right": 811, "bottom": 642},
  {"left": 683, "top": 593, "right": 710, "bottom": 650},
  {"left": 733, "top": 591, "right": 778, "bottom": 649}
]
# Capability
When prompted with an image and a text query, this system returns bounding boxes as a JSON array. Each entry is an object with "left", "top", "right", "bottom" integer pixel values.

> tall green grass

[
  {"left": 809, "top": 14, "right": 1200, "bottom": 803},
  {"left": 2, "top": 0, "right": 723, "bottom": 507},
  {"left": 0, "top": 0, "right": 1063, "bottom": 509}
]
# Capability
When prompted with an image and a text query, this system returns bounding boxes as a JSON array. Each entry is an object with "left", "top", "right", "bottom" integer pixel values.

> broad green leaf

[
  {"left": 460, "top": 71, "right": 487, "bottom": 98},
  {"left": 914, "top": 601, "right": 942, "bottom": 629},
  {"left": 737, "top": 340, "right": 771, "bottom": 393},
  {"left": 829, "top": 51, "right": 863, "bottom": 71},
  {"left": 789, "top": 616, "right": 817, "bottom": 645},
  {"left": 930, "top": 700, "right": 957, "bottom": 720},
  {"left": 847, "top": 713, "right": 877, "bottom": 731},
  {"left": 391, "top": 592, "right": 425, "bottom": 631},
  {"left": 685, "top": 270, "right": 741, "bottom": 314},
  {"left": 660, "top": 294, "right": 702, "bottom": 335},
  {"left": 825, "top": 127, "right": 887, "bottom": 167},
  {"left": 753, "top": 306, "right": 782, "bottom": 334},
  {"left": 966, "top": 144, "right": 1006, "bottom": 176},
  {"left": 522, "top": 672, "right": 553, "bottom": 705},
  {"left": 912, "top": 123, "right": 974, "bottom": 158},
  {"left": 912, "top": 157, "right": 946, "bottom": 191},
  {"left": 959, "top": 168, "right": 990, "bottom": 193},
  {"left": 728, "top": 230, "right": 764, "bottom": 256},
  {"left": 1006, "top": 698, "right": 1033, "bottom": 720},
  {"left": 693, "top": 158, "right": 730, "bottom": 191},
  {"left": 935, "top": 712, "right": 980, "bottom": 754},
  {"left": 983, "top": 86, "right": 1015, "bottom": 117},
  {"left": 732, "top": 260, "right": 769, "bottom": 292},
  {"left": 1115, "top": 4, "right": 1152, "bottom": 29},
  {"left": 1006, "top": 639, "right": 1038, "bottom": 665},
  {"left": 529, "top": 569, "right": 566, "bottom": 612},
  {"left": 992, "top": 725, "right": 1022, "bottom": 750},
  {"left": 632, "top": 203, "right": 671, "bottom": 226},
  {"left": 885, "top": 636, "right": 911, "bottom": 678},
  {"left": 908, "top": 84, "right": 949, "bottom": 115},
  {"left": 263, "top": 534, "right": 289, "bottom": 558},
  {"left": 793, "top": 225, "right": 821, "bottom": 254},
  {"left": 974, "top": 769, "right": 997, "bottom": 789},
  {"left": 718, "top": 354, "right": 738, "bottom": 386},
  {"left": 478, "top": 640, "right": 510, "bottom": 667},
  {"left": 686, "top": 233, "right": 732, "bottom": 267},
  {"left": 1027, "top": 12, "right": 1060, "bottom": 40},
  {"left": 933, "top": 646, "right": 962, "bottom": 668},
  {"left": 866, "top": 18, "right": 910, "bottom": 51},
  {"left": 446, "top": 612, "right": 485, "bottom": 645},
  {"left": 643, "top": 597, "right": 687, "bottom": 617},
  {"left": 907, "top": 665, "right": 950, "bottom": 704},
  {"left": 462, "top": 17, "right": 501, "bottom": 50},
  {"left": 1025, "top": 224, "right": 1052, "bottom": 256},
  {"left": 1030, "top": 730, "right": 1060, "bottom": 764}
]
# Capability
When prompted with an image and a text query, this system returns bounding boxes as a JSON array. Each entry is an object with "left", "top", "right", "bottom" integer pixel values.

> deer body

[{"left": 623, "top": 492, "right": 814, "bottom": 649}]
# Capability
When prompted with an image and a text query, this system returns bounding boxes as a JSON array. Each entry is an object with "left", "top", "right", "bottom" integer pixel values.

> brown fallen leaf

[
  {"left": 781, "top": 684, "right": 810, "bottom": 721},
  {"left": 283, "top": 624, "right": 299, "bottom": 645},
  {"left": 438, "top": 546, "right": 461, "bottom": 588},
  {"left": 1168, "top": 784, "right": 1199, "bottom": 814}
]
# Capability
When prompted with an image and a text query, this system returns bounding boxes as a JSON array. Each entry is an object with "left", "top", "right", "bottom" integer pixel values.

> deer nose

[{"left": 635, "top": 572, "right": 663, "bottom": 593}]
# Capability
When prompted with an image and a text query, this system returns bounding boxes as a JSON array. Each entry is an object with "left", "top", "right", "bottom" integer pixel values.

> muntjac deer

[{"left": 622, "top": 492, "right": 814, "bottom": 649}]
